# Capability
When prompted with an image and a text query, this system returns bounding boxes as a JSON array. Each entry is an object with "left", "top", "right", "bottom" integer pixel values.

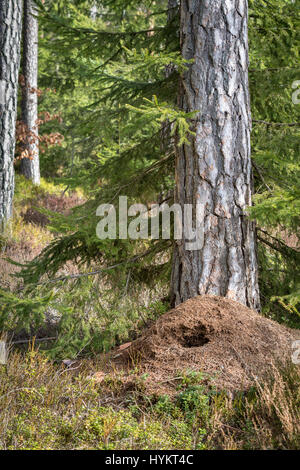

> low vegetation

[{"left": 0, "top": 348, "right": 298, "bottom": 450}]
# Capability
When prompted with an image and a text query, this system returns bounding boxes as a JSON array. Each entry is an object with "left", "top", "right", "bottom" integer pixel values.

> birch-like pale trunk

[
  {"left": 170, "top": 0, "right": 260, "bottom": 310},
  {"left": 0, "top": 0, "right": 23, "bottom": 230},
  {"left": 20, "top": 0, "right": 40, "bottom": 185}
]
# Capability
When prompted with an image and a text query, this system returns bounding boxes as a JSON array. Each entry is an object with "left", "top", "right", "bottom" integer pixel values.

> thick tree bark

[
  {"left": 20, "top": 0, "right": 39, "bottom": 185},
  {"left": 170, "top": 0, "right": 260, "bottom": 310},
  {"left": 0, "top": 0, "right": 23, "bottom": 230}
]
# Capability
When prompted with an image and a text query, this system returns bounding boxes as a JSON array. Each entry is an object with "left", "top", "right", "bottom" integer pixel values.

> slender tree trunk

[
  {"left": 170, "top": 0, "right": 260, "bottom": 310},
  {"left": 20, "top": 0, "right": 40, "bottom": 185},
  {"left": 161, "top": 0, "right": 179, "bottom": 151},
  {"left": 0, "top": 0, "right": 23, "bottom": 230}
]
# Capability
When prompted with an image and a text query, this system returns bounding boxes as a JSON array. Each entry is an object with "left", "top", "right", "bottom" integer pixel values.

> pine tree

[
  {"left": 20, "top": 0, "right": 40, "bottom": 185},
  {"left": 170, "top": 1, "right": 260, "bottom": 309},
  {"left": 0, "top": 0, "right": 23, "bottom": 229}
]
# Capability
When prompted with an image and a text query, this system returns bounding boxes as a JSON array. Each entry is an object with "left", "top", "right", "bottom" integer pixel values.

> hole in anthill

[{"left": 181, "top": 333, "right": 209, "bottom": 348}]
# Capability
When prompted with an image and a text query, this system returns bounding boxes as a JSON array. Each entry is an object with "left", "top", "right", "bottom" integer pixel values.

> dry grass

[
  {"left": 207, "top": 363, "right": 300, "bottom": 449},
  {"left": 0, "top": 344, "right": 299, "bottom": 450}
]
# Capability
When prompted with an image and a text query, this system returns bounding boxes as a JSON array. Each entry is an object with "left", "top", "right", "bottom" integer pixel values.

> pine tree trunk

[
  {"left": 170, "top": 0, "right": 260, "bottom": 310},
  {"left": 20, "top": 0, "right": 40, "bottom": 185},
  {"left": 0, "top": 0, "right": 23, "bottom": 230}
]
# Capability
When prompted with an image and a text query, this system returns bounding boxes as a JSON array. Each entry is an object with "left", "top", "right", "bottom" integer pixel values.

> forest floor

[
  {"left": 0, "top": 176, "right": 299, "bottom": 450},
  {"left": 0, "top": 341, "right": 299, "bottom": 450}
]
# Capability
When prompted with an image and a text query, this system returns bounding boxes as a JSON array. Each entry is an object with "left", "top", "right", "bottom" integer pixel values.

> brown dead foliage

[{"left": 21, "top": 192, "right": 84, "bottom": 227}]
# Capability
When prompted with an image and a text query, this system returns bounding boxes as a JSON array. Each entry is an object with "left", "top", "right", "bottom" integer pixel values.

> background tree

[
  {"left": 20, "top": 0, "right": 40, "bottom": 185},
  {"left": 0, "top": 0, "right": 23, "bottom": 229}
]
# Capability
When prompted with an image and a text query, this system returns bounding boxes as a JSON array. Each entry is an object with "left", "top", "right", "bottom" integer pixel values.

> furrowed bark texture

[
  {"left": 171, "top": 0, "right": 260, "bottom": 310},
  {"left": 20, "top": 0, "right": 40, "bottom": 185},
  {"left": 0, "top": 0, "right": 23, "bottom": 229}
]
